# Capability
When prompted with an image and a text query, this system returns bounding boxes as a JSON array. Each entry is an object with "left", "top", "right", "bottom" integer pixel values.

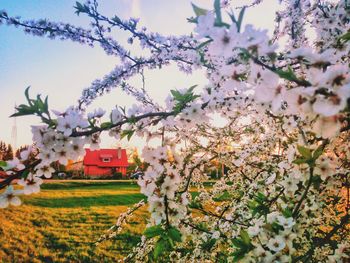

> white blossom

[
  {"left": 267, "top": 235, "right": 286, "bottom": 252},
  {"left": 0, "top": 186, "right": 22, "bottom": 208}
]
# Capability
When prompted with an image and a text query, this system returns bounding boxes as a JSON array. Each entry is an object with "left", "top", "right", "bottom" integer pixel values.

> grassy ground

[{"left": 0, "top": 180, "right": 147, "bottom": 263}]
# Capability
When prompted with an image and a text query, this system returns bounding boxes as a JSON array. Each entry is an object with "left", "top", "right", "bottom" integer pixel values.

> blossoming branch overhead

[{"left": 0, "top": 0, "right": 350, "bottom": 262}]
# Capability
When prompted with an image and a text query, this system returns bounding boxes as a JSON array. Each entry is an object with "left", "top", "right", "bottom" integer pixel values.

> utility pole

[{"left": 11, "top": 104, "right": 18, "bottom": 154}]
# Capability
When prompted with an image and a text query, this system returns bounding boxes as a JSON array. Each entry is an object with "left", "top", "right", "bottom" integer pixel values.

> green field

[{"left": 0, "top": 180, "right": 148, "bottom": 262}]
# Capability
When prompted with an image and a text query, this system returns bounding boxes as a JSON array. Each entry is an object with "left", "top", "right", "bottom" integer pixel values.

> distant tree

[
  {"left": 127, "top": 148, "right": 148, "bottom": 174},
  {"left": 2, "top": 144, "right": 13, "bottom": 161},
  {"left": 15, "top": 145, "right": 38, "bottom": 165},
  {"left": 0, "top": 141, "right": 7, "bottom": 160},
  {"left": 15, "top": 146, "right": 25, "bottom": 159}
]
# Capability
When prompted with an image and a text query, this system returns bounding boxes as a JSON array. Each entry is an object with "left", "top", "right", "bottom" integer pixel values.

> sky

[{"left": 0, "top": 0, "right": 281, "bottom": 150}]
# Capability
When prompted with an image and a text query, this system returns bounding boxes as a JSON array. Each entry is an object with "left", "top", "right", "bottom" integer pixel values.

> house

[
  {"left": 83, "top": 148, "right": 129, "bottom": 177},
  {"left": 0, "top": 170, "right": 8, "bottom": 179}
]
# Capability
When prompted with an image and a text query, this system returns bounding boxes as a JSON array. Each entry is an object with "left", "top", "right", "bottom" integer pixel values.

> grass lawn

[{"left": 0, "top": 180, "right": 147, "bottom": 263}]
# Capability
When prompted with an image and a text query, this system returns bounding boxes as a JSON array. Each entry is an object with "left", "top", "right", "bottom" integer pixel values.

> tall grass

[{"left": 0, "top": 181, "right": 147, "bottom": 262}]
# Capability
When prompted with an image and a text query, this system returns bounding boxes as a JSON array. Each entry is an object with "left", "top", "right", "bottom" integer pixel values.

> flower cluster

[
  {"left": 138, "top": 146, "right": 189, "bottom": 226},
  {"left": 0, "top": 0, "right": 349, "bottom": 262}
]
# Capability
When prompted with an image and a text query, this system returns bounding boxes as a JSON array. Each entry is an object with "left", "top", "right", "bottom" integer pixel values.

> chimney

[{"left": 117, "top": 147, "right": 122, "bottom": 159}]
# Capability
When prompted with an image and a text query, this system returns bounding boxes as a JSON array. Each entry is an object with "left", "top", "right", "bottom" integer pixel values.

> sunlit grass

[
  {"left": 0, "top": 180, "right": 147, "bottom": 262},
  {"left": 0, "top": 180, "right": 219, "bottom": 262}
]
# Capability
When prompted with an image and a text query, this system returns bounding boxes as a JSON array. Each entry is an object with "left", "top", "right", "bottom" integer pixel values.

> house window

[{"left": 102, "top": 158, "right": 111, "bottom": 163}]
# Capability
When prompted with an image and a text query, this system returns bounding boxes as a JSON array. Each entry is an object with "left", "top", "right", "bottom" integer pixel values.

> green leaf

[
  {"left": 271, "top": 222, "right": 283, "bottom": 233},
  {"left": 228, "top": 11, "right": 237, "bottom": 24},
  {"left": 36, "top": 95, "right": 46, "bottom": 112},
  {"left": 201, "top": 238, "right": 216, "bottom": 251},
  {"left": 240, "top": 230, "right": 250, "bottom": 245},
  {"left": 170, "top": 89, "right": 183, "bottom": 101},
  {"left": 312, "top": 145, "right": 324, "bottom": 160},
  {"left": 275, "top": 67, "right": 299, "bottom": 82},
  {"left": 43, "top": 96, "right": 49, "bottom": 113},
  {"left": 339, "top": 32, "right": 350, "bottom": 42},
  {"left": 232, "top": 238, "right": 245, "bottom": 248},
  {"left": 74, "top": 1, "right": 88, "bottom": 15},
  {"left": 236, "top": 7, "right": 246, "bottom": 32},
  {"left": 153, "top": 238, "right": 167, "bottom": 259},
  {"left": 256, "top": 192, "right": 267, "bottom": 202},
  {"left": 282, "top": 208, "right": 293, "bottom": 218},
  {"left": 189, "top": 200, "right": 203, "bottom": 209},
  {"left": 10, "top": 104, "right": 36, "bottom": 117},
  {"left": 232, "top": 249, "right": 247, "bottom": 261},
  {"left": 143, "top": 225, "right": 164, "bottom": 238},
  {"left": 22, "top": 169, "right": 30, "bottom": 179},
  {"left": 297, "top": 145, "right": 312, "bottom": 159},
  {"left": 168, "top": 227, "right": 182, "bottom": 242},
  {"left": 311, "top": 175, "right": 322, "bottom": 190},
  {"left": 0, "top": 160, "right": 7, "bottom": 168},
  {"left": 111, "top": 15, "right": 121, "bottom": 23},
  {"left": 231, "top": 234, "right": 254, "bottom": 261},
  {"left": 100, "top": 122, "right": 112, "bottom": 129},
  {"left": 191, "top": 3, "right": 208, "bottom": 17},
  {"left": 120, "top": 130, "right": 134, "bottom": 141},
  {"left": 24, "top": 86, "right": 32, "bottom": 105},
  {"left": 292, "top": 157, "right": 307, "bottom": 165},
  {"left": 187, "top": 85, "right": 197, "bottom": 93},
  {"left": 171, "top": 85, "right": 199, "bottom": 114},
  {"left": 196, "top": 39, "right": 213, "bottom": 50},
  {"left": 214, "top": 0, "right": 222, "bottom": 24},
  {"left": 187, "top": 17, "right": 198, "bottom": 24},
  {"left": 248, "top": 200, "right": 258, "bottom": 209},
  {"left": 213, "top": 191, "right": 233, "bottom": 201}
]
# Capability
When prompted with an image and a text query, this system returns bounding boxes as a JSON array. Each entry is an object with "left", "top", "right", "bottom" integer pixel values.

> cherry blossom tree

[{"left": 0, "top": 0, "right": 350, "bottom": 262}]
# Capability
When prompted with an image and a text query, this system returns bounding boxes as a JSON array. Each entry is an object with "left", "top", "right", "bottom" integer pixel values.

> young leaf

[
  {"left": 74, "top": 2, "right": 88, "bottom": 15},
  {"left": 232, "top": 238, "right": 245, "bottom": 248},
  {"left": 22, "top": 169, "right": 30, "bottom": 179},
  {"left": 232, "top": 249, "right": 247, "bottom": 261},
  {"left": 214, "top": 0, "right": 222, "bottom": 23},
  {"left": 43, "top": 96, "right": 49, "bottom": 113},
  {"left": 168, "top": 227, "right": 182, "bottom": 242},
  {"left": 24, "top": 86, "right": 32, "bottom": 105},
  {"left": 276, "top": 68, "right": 294, "bottom": 79},
  {"left": 282, "top": 208, "right": 293, "bottom": 218},
  {"left": 196, "top": 39, "right": 213, "bottom": 50},
  {"left": 191, "top": 3, "right": 208, "bottom": 17},
  {"left": 240, "top": 230, "right": 250, "bottom": 245},
  {"left": 311, "top": 175, "right": 322, "bottom": 190},
  {"left": 153, "top": 238, "right": 168, "bottom": 259},
  {"left": 297, "top": 145, "right": 312, "bottom": 159},
  {"left": 228, "top": 10, "right": 237, "bottom": 24},
  {"left": 187, "top": 85, "right": 198, "bottom": 95},
  {"left": 256, "top": 192, "right": 267, "bottom": 202},
  {"left": 170, "top": 89, "right": 183, "bottom": 101},
  {"left": 100, "top": 122, "right": 112, "bottom": 129},
  {"left": 0, "top": 160, "right": 7, "bottom": 168},
  {"left": 292, "top": 157, "right": 307, "bottom": 165},
  {"left": 111, "top": 15, "right": 121, "bottom": 23},
  {"left": 10, "top": 104, "right": 36, "bottom": 117},
  {"left": 36, "top": 95, "right": 46, "bottom": 112},
  {"left": 120, "top": 130, "right": 135, "bottom": 141},
  {"left": 236, "top": 7, "right": 246, "bottom": 32},
  {"left": 201, "top": 238, "right": 216, "bottom": 251},
  {"left": 339, "top": 32, "right": 350, "bottom": 42},
  {"left": 312, "top": 145, "right": 324, "bottom": 160},
  {"left": 143, "top": 225, "right": 163, "bottom": 238}
]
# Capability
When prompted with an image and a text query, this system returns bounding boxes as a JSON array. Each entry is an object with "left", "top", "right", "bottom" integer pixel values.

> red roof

[
  {"left": 0, "top": 171, "right": 8, "bottom": 179},
  {"left": 83, "top": 148, "right": 128, "bottom": 167}
]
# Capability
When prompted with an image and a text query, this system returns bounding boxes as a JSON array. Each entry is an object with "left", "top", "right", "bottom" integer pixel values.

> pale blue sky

[{"left": 0, "top": 0, "right": 281, "bottom": 149}]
